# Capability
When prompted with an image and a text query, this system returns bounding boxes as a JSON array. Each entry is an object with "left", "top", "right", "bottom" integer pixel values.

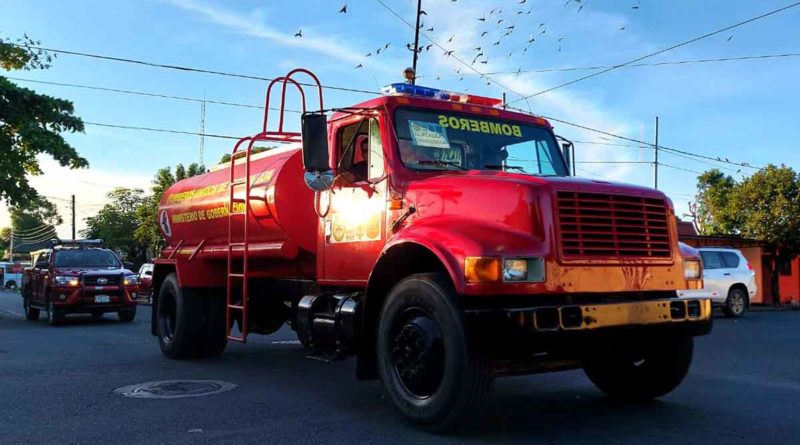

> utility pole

[
  {"left": 411, "top": 0, "right": 422, "bottom": 84},
  {"left": 8, "top": 228, "right": 13, "bottom": 261},
  {"left": 199, "top": 92, "right": 206, "bottom": 166},
  {"left": 71, "top": 194, "right": 76, "bottom": 240},
  {"left": 653, "top": 116, "right": 659, "bottom": 189}
]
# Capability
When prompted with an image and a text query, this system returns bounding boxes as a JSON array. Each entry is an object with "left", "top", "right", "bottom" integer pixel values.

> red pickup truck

[{"left": 20, "top": 240, "right": 139, "bottom": 325}]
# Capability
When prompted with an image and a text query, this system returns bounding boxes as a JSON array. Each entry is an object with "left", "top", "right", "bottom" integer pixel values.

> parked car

[
  {"left": 20, "top": 240, "right": 139, "bottom": 325},
  {"left": 137, "top": 263, "right": 154, "bottom": 303},
  {"left": 678, "top": 247, "right": 756, "bottom": 317},
  {"left": 0, "top": 262, "right": 25, "bottom": 289}
]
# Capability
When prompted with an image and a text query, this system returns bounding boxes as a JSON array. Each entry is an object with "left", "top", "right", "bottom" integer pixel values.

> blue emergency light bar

[{"left": 382, "top": 83, "right": 503, "bottom": 108}]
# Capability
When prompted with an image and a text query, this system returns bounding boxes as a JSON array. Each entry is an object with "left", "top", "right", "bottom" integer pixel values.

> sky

[{"left": 2, "top": 0, "right": 799, "bottom": 238}]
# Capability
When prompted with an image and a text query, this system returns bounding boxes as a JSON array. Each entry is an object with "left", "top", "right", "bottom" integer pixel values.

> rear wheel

[
  {"left": 723, "top": 287, "right": 748, "bottom": 318},
  {"left": 377, "top": 273, "right": 492, "bottom": 432},
  {"left": 46, "top": 300, "right": 64, "bottom": 326},
  {"left": 118, "top": 307, "right": 136, "bottom": 322},
  {"left": 583, "top": 336, "right": 694, "bottom": 401},
  {"left": 23, "top": 297, "right": 40, "bottom": 321}
]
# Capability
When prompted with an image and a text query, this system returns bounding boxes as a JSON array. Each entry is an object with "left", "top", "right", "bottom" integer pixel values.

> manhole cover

[{"left": 113, "top": 380, "right": 237, "bottom": 399}]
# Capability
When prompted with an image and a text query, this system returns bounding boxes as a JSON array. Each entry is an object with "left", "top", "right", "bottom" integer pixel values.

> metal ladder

[{"left": 224, "top": 68, "right": 325, "bottom": 343}]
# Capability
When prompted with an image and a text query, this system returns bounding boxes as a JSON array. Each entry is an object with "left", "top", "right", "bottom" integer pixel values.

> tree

[
  {"left": 692, "top": 169, "right": 738, "bottom": 235},
  {"left": 133, "top": 163, "right": 206, "bottom": 259},
  {"left": 1, "top": 196, "right": 61, "bottom": 260},
  {"left": 0, "top": 35, "right": 88, "bottom": 207},
  {"left": 692, "top": 165, "right": 800, "bottom": 304},
  {"left": 82, "top": 188, "right": 147, "bottom": 265}
]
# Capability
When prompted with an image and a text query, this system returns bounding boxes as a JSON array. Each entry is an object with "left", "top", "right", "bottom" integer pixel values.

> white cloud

[
  {"left": 0, "top": 159, "right": 151, "bottom": 238},
  {"left": 166, "top": 0, "right": 368, "bottom": 65}
]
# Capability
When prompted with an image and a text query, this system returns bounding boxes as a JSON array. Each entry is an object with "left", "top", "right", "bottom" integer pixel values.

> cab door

[
  {"left": 700, "top": 251, "right": 726, "bottom": 300},
  {"left": 33, "top": 250, "right": 51, "bottom": 303},
  {"left": 321, "top": 116, "right": 388, "bottom": 284}
]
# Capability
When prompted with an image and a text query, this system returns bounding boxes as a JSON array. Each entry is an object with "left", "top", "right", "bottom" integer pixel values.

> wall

[
  {"left": 778, "top": 257, "right": 800, "bottom": 305},
  {"left": 739, "top": 247, "right": 765, "bottom": 304}
]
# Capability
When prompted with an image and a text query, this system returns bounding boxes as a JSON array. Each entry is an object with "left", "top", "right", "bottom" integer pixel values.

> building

[{"left": 677, "top": 220, "right": 798, "bottom": 305}]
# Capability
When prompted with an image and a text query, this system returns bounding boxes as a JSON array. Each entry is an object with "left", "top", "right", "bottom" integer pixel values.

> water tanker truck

[{"left": 151, "top": 69, "right": 711, "bottom": 431}]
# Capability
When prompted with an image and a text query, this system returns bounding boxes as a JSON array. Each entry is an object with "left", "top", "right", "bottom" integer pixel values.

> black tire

[
  {"left": 583, "top": 336, "right": 694, "bottom": 401},
  {"left": 23, "top": 297, "right": 40, "bottom": 321},
  {"left": 156, "top": 274, "right": 205, "bottom": 359},
  {"left": 199, "top": 294, "right": 227, "bottom": 358},
  {"left": 723, "top": 287, "right": 748, "bottom": 318},
  {"left": 5, "top": 280, "right": 17, "bottom": 290},
  {"left": 377, "top": 273, "right": 492, "bottom": 432},
  {"left": 118, "top": 307, "right": 136, "bottom": 322},
  {"left": 46, "top": 300, "right": 64, "bottom": 326}
]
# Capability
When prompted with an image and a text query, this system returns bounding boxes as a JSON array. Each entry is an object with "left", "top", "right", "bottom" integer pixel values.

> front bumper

[
  {"left": 467, "top": 297, "right": 713, "bottom": 336},
  {"left": 50, "top": 285, "right": 138, "bottom": 311}
]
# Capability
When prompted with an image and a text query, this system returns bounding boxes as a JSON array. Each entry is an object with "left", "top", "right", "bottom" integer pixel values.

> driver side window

[{"left": 337, "top": 118, "right": 384, "bottom": 183}]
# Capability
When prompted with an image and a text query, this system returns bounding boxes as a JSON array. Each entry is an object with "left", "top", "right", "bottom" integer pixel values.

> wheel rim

[
  {"left": 731, "top": 292, "right": 745, "bottom": 314},
  {"left": 158, "top": 289, "right": 177, "bottom": 342},
  {"left": 390, "top": 310, "right": 445, "bottom": 399}
]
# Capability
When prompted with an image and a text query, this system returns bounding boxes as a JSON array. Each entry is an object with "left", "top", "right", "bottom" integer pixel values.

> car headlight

[
  {"left": 684, "top": 260, "right": 702, "bottom": 280},
  {"left": 124, "top": 275, "right": 139, "bottom": 286},
  {"left": 503, "top": 258, "right": 545, "bottom": 282},
  {"left": 55, "top": 276, "right": 79, "bottom": 286}
]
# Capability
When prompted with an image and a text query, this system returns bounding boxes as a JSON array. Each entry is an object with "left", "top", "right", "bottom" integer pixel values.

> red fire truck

[{"left": 151, "top": 69, "right": 710, "bottom": 431}]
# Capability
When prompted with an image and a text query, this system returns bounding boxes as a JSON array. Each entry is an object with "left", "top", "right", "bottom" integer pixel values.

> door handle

[{"left": 723, "top": 273, "right": 731, "bottom": 276}]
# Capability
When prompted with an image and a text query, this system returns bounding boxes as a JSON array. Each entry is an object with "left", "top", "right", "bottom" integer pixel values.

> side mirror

[
  {"left": 123, "top": 261, "right": 134, "bottom": 270},
  {"left": 144, "top": 270, "right": 153, "bottom": 276},
  {"left": 301, "top": 112, "right": 334, "bottom": 191}
]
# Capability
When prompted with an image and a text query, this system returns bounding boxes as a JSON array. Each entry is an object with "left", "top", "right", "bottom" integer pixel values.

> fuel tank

[{"left": 158, "top": 145, "right": 317, "bottom": 259}]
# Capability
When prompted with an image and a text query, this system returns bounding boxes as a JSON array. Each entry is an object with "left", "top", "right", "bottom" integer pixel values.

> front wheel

[
  {"left": 583, "top": 336, "right": 694, "bottom": 401},
  {"left": 377, "top": 273, "right": 492, "bottom": 432},
  {"left": 46, "top": 300, "right": 64, "bottom": 326}
]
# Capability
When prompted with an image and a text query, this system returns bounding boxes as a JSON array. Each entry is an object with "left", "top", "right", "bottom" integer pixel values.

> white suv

[{"left": 678, "top": 247, "right": 756, "bottom": 317}]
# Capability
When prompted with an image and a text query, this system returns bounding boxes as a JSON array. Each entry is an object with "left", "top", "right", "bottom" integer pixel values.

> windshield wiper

[
  {"left": 417, "top": 160, "right": 467, "bottom": 170},
  {"left": 484, "top": 164, "right": 527, "bottom": 172}
]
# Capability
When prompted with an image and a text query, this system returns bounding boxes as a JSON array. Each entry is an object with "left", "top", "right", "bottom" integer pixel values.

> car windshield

[
  {"left": 394, "top": 108, "right": 568, "bottom": 176},
  {"left": 54, "top": 250, "right": 121, "bottom": 268}
]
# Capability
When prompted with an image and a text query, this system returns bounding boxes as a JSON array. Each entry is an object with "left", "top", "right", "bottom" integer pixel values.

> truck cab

[
  {"left": 150, "top": 70, "right": 711, "bottom": 432},
  {"left": 21, "top": 240, "right": 139, "bottom": 325}
]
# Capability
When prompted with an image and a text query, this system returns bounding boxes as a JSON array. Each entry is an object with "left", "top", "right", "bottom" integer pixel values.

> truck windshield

[
  {"left": 54, "top": 250, "right": 121, "bottom": 268},
  {"left": 394, "top": 108, "right": 568, "bottom": 176}
]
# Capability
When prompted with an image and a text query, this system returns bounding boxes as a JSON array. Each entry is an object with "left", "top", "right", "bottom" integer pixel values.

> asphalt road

[{"left": 1, "top": 289, "right": 798, "bottom": 445}]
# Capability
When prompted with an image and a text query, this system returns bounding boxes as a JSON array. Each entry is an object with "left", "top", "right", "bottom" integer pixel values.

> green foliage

[
  {"left": 0, "top": 35, "right": 87, "bottom": 207},
  {"left": 82, "top": 188, "right": 147, "bottom": 264},
  {"left": 693, "top": 164, "right": 800, "bottom": 253},
  {"left": 133, "top": 163, "right": 206, "bottom": 258},
  {"left": 694, "top": 169, "right": 738, "bottom": 235}
]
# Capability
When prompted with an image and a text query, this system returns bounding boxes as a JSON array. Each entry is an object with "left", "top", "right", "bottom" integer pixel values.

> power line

[
  {"left": 430, "top": 52, "right": 800, "bottom": 77},
  {"left": 84, "top": 121, "right": 240, "bottom": 140},
  {"left": 9, "top": 43, "right": 379, "bottom": 96},
  {"left": 509, "top": 1, "right": 800, "bottom": 104},
  {"left": 576, "top": 161, "right": 652, "bottom": 164},
  {"left": 660, "top": 162, "right": 702, "bottom": 175},
  {"left": 6, "top": 76, "right": 302, "bottom": 113}
]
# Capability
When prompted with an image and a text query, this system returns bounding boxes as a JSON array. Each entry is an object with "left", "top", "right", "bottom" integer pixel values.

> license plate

[{"left": 95, "top": 295, "right": 110, "bottom": 303}]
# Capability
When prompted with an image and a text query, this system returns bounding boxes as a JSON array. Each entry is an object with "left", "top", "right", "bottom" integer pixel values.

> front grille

[
  {"left": 556, "top": 191, "right": 672, "bottom": 260},
  {"left": 83, "top": 275, "right": 121, "bottom": 286}
]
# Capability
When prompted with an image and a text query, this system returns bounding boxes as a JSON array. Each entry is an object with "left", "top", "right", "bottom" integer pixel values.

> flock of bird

[{"left": 289, "top": 1, "right": 734, "bottom": 78}]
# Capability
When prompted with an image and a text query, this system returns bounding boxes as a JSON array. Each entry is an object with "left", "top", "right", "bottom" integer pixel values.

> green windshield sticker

[{"left": 408, "top": 120, "right": 451, "bottom": 149}]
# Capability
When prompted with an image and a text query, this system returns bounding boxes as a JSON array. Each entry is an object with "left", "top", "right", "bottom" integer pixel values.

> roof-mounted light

[{"left": 382, "top": 83, "right": 503, "bottom": 108}]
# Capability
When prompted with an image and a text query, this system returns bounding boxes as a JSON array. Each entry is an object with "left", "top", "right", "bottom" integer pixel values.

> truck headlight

[
  {"left": 684, "top": 260, "right": 702, "bottom": 280},
  {"left": 124, "top": 275, "right": 139, "bottom": 286},
  {"left": 55, "top": 276, "right": 79, "bottom": 286},
  {"left": 503, "top": 258, "right": 545, "bottom": 282}
]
